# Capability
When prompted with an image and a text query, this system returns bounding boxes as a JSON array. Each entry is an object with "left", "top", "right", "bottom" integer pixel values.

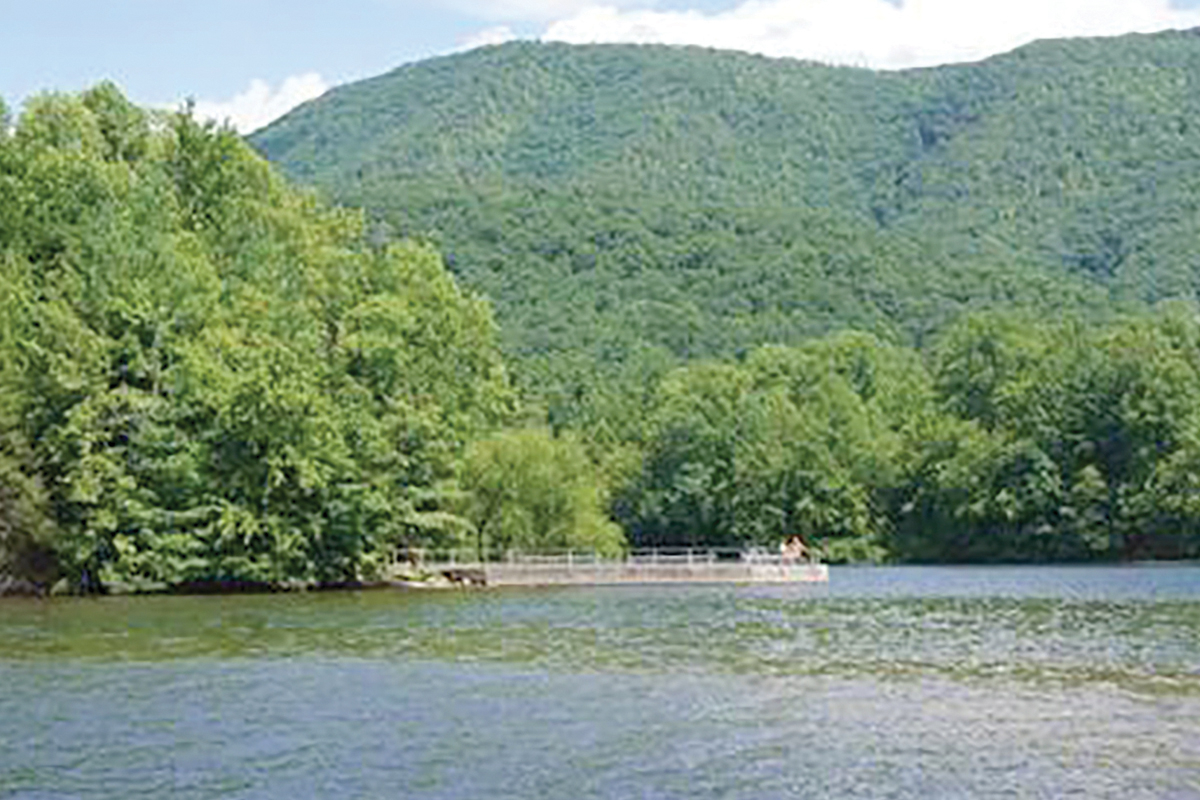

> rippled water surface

[{"left": 2, "top": 566, "right": 1198, "bottom": 798}]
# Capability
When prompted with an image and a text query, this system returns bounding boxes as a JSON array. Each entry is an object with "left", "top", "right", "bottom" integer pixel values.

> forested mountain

[
  {"left": 9, "top": 31, "right": 1200, "bottom": 591},
  {"left": 251, "top": 30, "right": 1200, "bottom": 378},
  {"left": 243, "top": 32, "right": 1200, "bottom": 565}
]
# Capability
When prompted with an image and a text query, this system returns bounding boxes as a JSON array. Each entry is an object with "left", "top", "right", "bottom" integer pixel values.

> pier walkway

[{"left": 390, "top": 549, "right": 829, "bottom": 587}]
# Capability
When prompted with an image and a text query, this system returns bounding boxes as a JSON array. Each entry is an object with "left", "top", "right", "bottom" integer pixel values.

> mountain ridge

[{"left": 250, "top": 30, "right": 1200, "bottom": 374}]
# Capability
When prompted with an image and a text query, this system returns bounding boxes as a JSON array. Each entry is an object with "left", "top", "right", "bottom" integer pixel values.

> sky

[{"left": 5, "top": 0, "right": 1200, "bottom": 133}]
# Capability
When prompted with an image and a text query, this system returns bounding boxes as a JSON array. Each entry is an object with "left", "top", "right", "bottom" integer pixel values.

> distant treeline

[
  {"left": 609, "top": 313, "right": 1200, "bottom": 563},
  {"left": 2, "top": 86, "right": 1199, "bottom": 594}
]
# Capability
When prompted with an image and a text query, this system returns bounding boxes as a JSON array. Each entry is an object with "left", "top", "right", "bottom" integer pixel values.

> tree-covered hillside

[
  {"left": 11, "top": 31, "right": 1200, "bottom": 586},
  {"left": 0, "top": 86, "right": 524, "bottom": 592},
  {"left": 251, "top": 31, "right": 1200, "bottom": 385},
  {"left": 239, "top": 33, "right": 1200, "bottom": 566}
]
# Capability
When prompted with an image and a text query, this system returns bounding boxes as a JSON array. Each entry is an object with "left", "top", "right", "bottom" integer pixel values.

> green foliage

[
  {"left": 460, "top": 429, "right": 625, "bottom": 557},
  {"left": 0, "top": 417, "right": 56, "bottom": 590},
  {"left": 614, "top": 314, "right": 1200, "bottom": 563},
  {"left": 615, "top": 335, "right": 919, "bottom": 561},
  {"left": 247, "top": 35, "right": 1200, "bottom": 564},
  {"left": 0, "top": 86, "right": 511, "bottom": 591},
  {"left": 14, "top": 33, "right": 1200, "bottom": 575},
  {"left": 896, "top": 306, "right": 1200, "bottom": 561},
  {"left": 250, "top": 36, "right": 1200, "bottom": 393}
]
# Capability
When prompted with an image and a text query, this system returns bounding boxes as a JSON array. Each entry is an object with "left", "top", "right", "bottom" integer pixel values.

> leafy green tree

[
  {"left": 616, "top": 338, "right": 913, "bottom": 561},
  {"left": 0, "top": 86, "right": 511, "bottom": 591},
  {"left": 460, "top": 429, "right": 625, "bottom": 557},
  {"left": 915, "top": 306, "right": 1200, "bottom": 561}
]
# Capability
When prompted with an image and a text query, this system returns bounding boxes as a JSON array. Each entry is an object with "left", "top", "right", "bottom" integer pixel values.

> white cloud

[
  {"left": 458, "top": 25, "right": 522, "bottom": 50},
  {"left": 442, "top": 0, "right": 648, "bottom": 23},
  {"left": 539, "top": 0, "right": 1200, "bottom": 69},
  {"left": 190, "top": 73, "right": 329, "bottom": 134}
]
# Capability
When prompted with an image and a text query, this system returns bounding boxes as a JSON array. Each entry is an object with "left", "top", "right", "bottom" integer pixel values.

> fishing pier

[{"left": 391, "top": 549, "right": 829, "bottom": 587}]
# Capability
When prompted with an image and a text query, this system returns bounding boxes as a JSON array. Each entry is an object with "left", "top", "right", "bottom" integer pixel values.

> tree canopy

[
  {"left": 615, "top": 313, "right": 1200, "bottom": 562},
  {"left": 460, "top": 429, "right": 625, "bottom": 558},
  {"left": 252, "top": 34, "right": 1200, "bottom": 378},
  {"left": 0, "top": 84, "right": 512, "bottom": 591}
]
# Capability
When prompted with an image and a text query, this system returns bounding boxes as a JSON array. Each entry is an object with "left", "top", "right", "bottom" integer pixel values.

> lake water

[{"left": 1, "top": 566, "right": 1198, "bottom": 799}]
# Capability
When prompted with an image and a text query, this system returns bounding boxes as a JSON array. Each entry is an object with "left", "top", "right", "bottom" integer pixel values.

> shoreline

[
  {"left": 0, "top": 573, "right": 467, "bottom": 599},
  {"left": 6, "top": 559, "right": 1200, "bottom": 599}
]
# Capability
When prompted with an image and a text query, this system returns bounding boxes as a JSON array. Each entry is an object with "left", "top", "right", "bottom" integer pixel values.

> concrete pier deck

[{"left": 392, "top": 550, "right": 829, "bottom": 587}]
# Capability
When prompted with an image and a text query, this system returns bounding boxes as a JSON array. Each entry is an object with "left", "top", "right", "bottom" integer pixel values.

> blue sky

[{"left": 5, "top": 0, "right": 1200, "bottom": 132}]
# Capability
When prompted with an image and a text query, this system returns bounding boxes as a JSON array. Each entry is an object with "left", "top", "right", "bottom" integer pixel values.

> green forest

[
  {"left": 0, "top": 86, "right": 522, "bottom": 592},
  {"left": 6, "top": 33, "right": 1200, "bottom": 592},
  {"left": 252, "top": 33, "right": 1200, "bottom": 366}
]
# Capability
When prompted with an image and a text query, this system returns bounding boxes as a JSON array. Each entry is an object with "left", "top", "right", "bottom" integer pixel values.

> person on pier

[{"left": 780, "top": 534, "right": 809, "bottom": 564}]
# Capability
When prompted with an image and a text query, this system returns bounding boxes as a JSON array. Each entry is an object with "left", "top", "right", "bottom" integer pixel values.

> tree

[
  {"left": 615, "top": 340, "right": 904, "bottom": 561},
  {"left": 0, "top": 86, "right": 511, "bottom": 590},
  {"left": 461, "top": 430, "right": 625, "bottom": 557}
]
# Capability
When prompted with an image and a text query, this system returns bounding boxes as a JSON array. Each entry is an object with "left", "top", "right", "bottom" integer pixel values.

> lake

[{"left": 2, "top": 565, "right": 1198, "bottom": 798}]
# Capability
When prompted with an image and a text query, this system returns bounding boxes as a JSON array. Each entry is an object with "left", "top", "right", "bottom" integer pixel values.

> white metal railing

[{"left": 393, "top": 546, "right": 820, "bottom": 568}]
